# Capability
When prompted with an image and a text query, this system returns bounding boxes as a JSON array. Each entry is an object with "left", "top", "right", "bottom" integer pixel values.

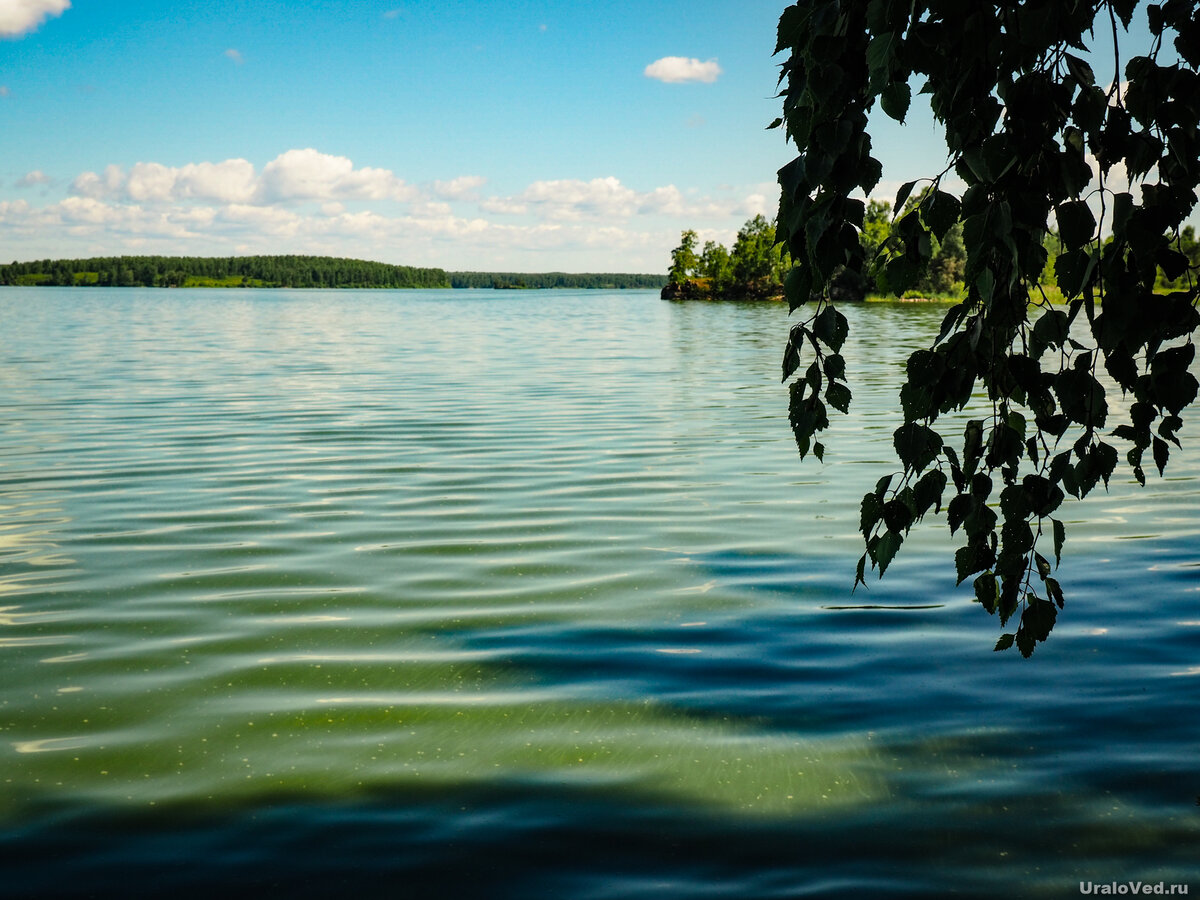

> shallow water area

[{"left": 0, "top": 287, "right": 1197, "bottom": 898}]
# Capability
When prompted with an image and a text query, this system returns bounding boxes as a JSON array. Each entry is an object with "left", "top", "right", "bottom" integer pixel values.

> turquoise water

[{"left": 0, "top": 287, "right": 1197, "bottom": 898}]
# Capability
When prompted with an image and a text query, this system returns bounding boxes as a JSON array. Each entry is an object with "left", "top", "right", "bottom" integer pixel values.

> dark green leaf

[
  {"left": 955, "top": 543, "right": 990, "bottom": 585},
  {"left": 947, "top": 494, "right": 970, "bottom": 534},
  {"left": 813, "top": 304, "right": 849, "bottom": 351},
  {"left": 860, "top": 491, "right": 883, "bottom": 537},
  {"left": 1153, "top": 436, "right": 1169, "bottom": 476},
  {"left": 1159, "top": 414, "right": 1183, "bottom": 448},
  {"left": 893, "top": 422, "right": 943, "bottom": 472},
  {"left": 784, "top": 266, "right": 814, "bottom": 312},
  {"left": 974, "top": 572, "right": 998, "bottom": 612},
  {"left": 882, "top": 499, "right": 913, "bottom": 533},
  {"left": 1055, "top": 201, "right": 1097, "bottom": 250},
  {"left": 1064, "top": 53, "right": 1095, "bottom": 88},
  {"left": 913, "top": 469, "right": 948, "bottom": 516},
  {"left": 826, "top": 381, "right": 852, "bottom": 413},
  {"left": 1015, "top": 628, "right": 1037, "bottom": 658},
  {"left": 1031, "top": 309, "right": 1069, "bottom": 356},
  {"left": 894, "top": 180, "right": 916, "bottom": 213},
  {"left": 875, "top": 529, "right": 902, "bottom": 576},
  {"left": 1019, "top": 597, "right": 1058, "bottom": 646},
  {"left": 824, "top": 353, "right": 846, "bottom": 381},
  {"left": 1054, "top": 248, "right": 1097, "bottom": 296},
  {"left": 782, "top": 337, "right": 802, "bottom": 382},
  {"left": 865, "top": 32, "right": 897, "bottom": 93},
  {"left": 922, "top": 191, "right": 961, "bottom": 240},
  {"left": 1054, "top": 369, "right": 1108, "bottom": 427},
  {"left": 1045, "top": 576, "right": 1065, "bottom": 609},
  {"left": 999, "top": 484, "right": 1031, "bottom": 521},
  {"left": 880, "top": 81, "right": 911, "bottom": 122}
]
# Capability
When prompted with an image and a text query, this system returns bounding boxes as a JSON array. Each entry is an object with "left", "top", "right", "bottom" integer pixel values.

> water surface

[{"left": 0, "top": 288, "right": 1197, "bottom": 897}]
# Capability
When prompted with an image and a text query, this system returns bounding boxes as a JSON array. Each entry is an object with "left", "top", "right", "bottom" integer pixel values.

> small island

[{"left": 660, "top": 215, "right": 789, "bottom": 301}]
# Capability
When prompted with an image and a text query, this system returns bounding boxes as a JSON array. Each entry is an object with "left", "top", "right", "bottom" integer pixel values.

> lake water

[{"left": 0, "top": 287, "right": 1197, "bottom": 898}]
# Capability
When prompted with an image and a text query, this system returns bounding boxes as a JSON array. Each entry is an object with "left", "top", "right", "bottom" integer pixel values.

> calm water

[{"left": 0, "top": 287, "right": 1197, "bottom": 898}]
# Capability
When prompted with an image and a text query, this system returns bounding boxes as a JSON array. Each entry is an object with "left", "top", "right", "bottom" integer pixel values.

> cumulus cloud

[
  {"left": 644, "top": 56, "right": 722, "bottom": 84},
  {"left": 67, "top": 150, "right": 418, "bottom": 206},
  {"left": 224, "top": 48, "right": 243, "bottom": 64},
  {"left": 479, "top": 196, "right": 530, "bottom": 216},
  {"left": 510, "top": 176, "right": 639, "bottom": 221},
  {"left": 70, "top": 164, "right": 125, "bottom": 199},
  {"left": 0, "top": 0, "right": 70, "bottom": 37},
  {"left": 0, "top": 86, "right": 9, "bottom": 97},
  {"left": 258, "top": 148, "right": 417, "bottom": 203},
  {"left": 16, "top": 170, "right": 51, "bottom": 187},
  {"left": 0, "top": 190, "right": 684, "bottom": 271},
  {"left": 128, "top": 159, "right": 257, "bottom": 203},
  {"left": 6, "top": 152, "right": 772, "bottom": 271},
  {"left": 433, "top": 175, "right": 486, "bottom": 199},
  {"left": 481, "top": 176, "right": 756, "bottom": 223}
]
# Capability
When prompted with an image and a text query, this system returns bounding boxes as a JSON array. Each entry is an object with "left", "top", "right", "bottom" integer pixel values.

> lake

[{"left": 0, "top": 287, "right": 1197, "bottom": 898}]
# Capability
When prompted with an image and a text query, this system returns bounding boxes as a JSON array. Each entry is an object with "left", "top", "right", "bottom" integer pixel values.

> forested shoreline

[
  {"left": 0, "top": 256, "right": 665, "bottom": 290},
  {"left": 447, "top": 271, "right": 664, "bottom": 290},
  {"left": 668, "top": 204, "right": 1200, "bottom": 303}
]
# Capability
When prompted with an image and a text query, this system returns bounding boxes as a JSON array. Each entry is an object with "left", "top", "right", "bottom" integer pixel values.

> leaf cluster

[
  {"left": 667, "top": 216, "right": 791, "bottom": 298},
  {"left": 773, "top": 0, "right": 1200, "bottom": 655}
]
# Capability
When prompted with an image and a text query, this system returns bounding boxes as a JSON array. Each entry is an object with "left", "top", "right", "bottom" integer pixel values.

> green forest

[
  {"left": 0, "top": 255, "right": 665, "bottom": 291},
  {"left": 447, "top": 271, "right": 663, "bottom": 290},
  {"left": 664, "top": 215, "right": 790, "bottom": 299},
  {"left": 669, "top": 198, "right": 1200, "bottom": 302}
]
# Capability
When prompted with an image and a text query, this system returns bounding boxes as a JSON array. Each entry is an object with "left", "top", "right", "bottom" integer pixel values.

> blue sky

[{"left": 0, "top": 1, "right": 1167, "bottom": 272}]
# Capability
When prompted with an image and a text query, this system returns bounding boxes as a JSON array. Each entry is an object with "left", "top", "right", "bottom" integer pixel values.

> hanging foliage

[{"left": 773, "top": 0, "right": 1200, "bottom": 655}]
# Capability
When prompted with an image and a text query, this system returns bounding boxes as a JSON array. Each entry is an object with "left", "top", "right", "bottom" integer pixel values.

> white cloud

[
  {"left": 412, "top": 200, "right": 454, "bottom": 218},
  {"left": 125, "top": 162, "right": 178, "bottom": 203},
  {"left": 258, "top": 148, "right": 417, "bottom": 203},
  {"left": 218, "top": 203, "right": 303, "bottom": 237},
  {"left": 0, "top": 86, "right": 9, "bottom": 97},
  {"left": 66, "top": 151, "right": 415, "bottom": 206},
  {"left": 644, "top": 57, "right": 722, "bottom": 84},
  {"left": 516, "top": 176, "right": 639, "bottom": 220},
  {"left": 175, "top": 159, "right": 258, "bottom": 202},
  {"left": 225, "top": 48, "right": 244, "bottom": 64},
  {"left": 739, "top": 193, "right": 772, "bottom": 218},
  {"left": 480, "top": 177, "right": 757, "bottom": 224},
  {"left": 0, "top": 190, "right": 683, "bottom": 270},
  {"left": 0, "top": 0, "right": 69, "bottom": 37},
  {"left": 70, "top": 164, "right": 125, "bottom": 199},
  {"left": 6, "top": 153, "right": 774, "bottom": 271},
  {"left": 433, "top": 175, "right": 486, "bottom": 199},
  {"left": 16, "top": 170, "right": 51, "bottom": 187},
  {"left": 478, "top": 197, "right": 528, "bottom": 216}
]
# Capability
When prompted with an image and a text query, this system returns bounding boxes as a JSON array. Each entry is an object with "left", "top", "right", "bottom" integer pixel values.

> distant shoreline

[{"left": 0, "top": 255, "right": 666, "bottom": 291}]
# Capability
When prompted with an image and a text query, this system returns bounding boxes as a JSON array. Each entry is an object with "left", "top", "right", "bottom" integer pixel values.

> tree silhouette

[{"left": 773, "top": 0, "right": 1200, "bottom": 654}]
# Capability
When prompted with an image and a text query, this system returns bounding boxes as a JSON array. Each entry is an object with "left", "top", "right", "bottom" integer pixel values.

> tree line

[
  {"left": 447, "top": 271, "right": 664, "bottom": 289},
  {"left": 665, "top": 214, "right": 790, "bottom": 299},
  {"left": 0, "top": 256, "right": 667, "bottom": 290},
  {"left": 0, "top": 256, "right": 450, "bottom": 289},
  {"left": 671, "top": 199, "right": 1197, "bottom": 304}
]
